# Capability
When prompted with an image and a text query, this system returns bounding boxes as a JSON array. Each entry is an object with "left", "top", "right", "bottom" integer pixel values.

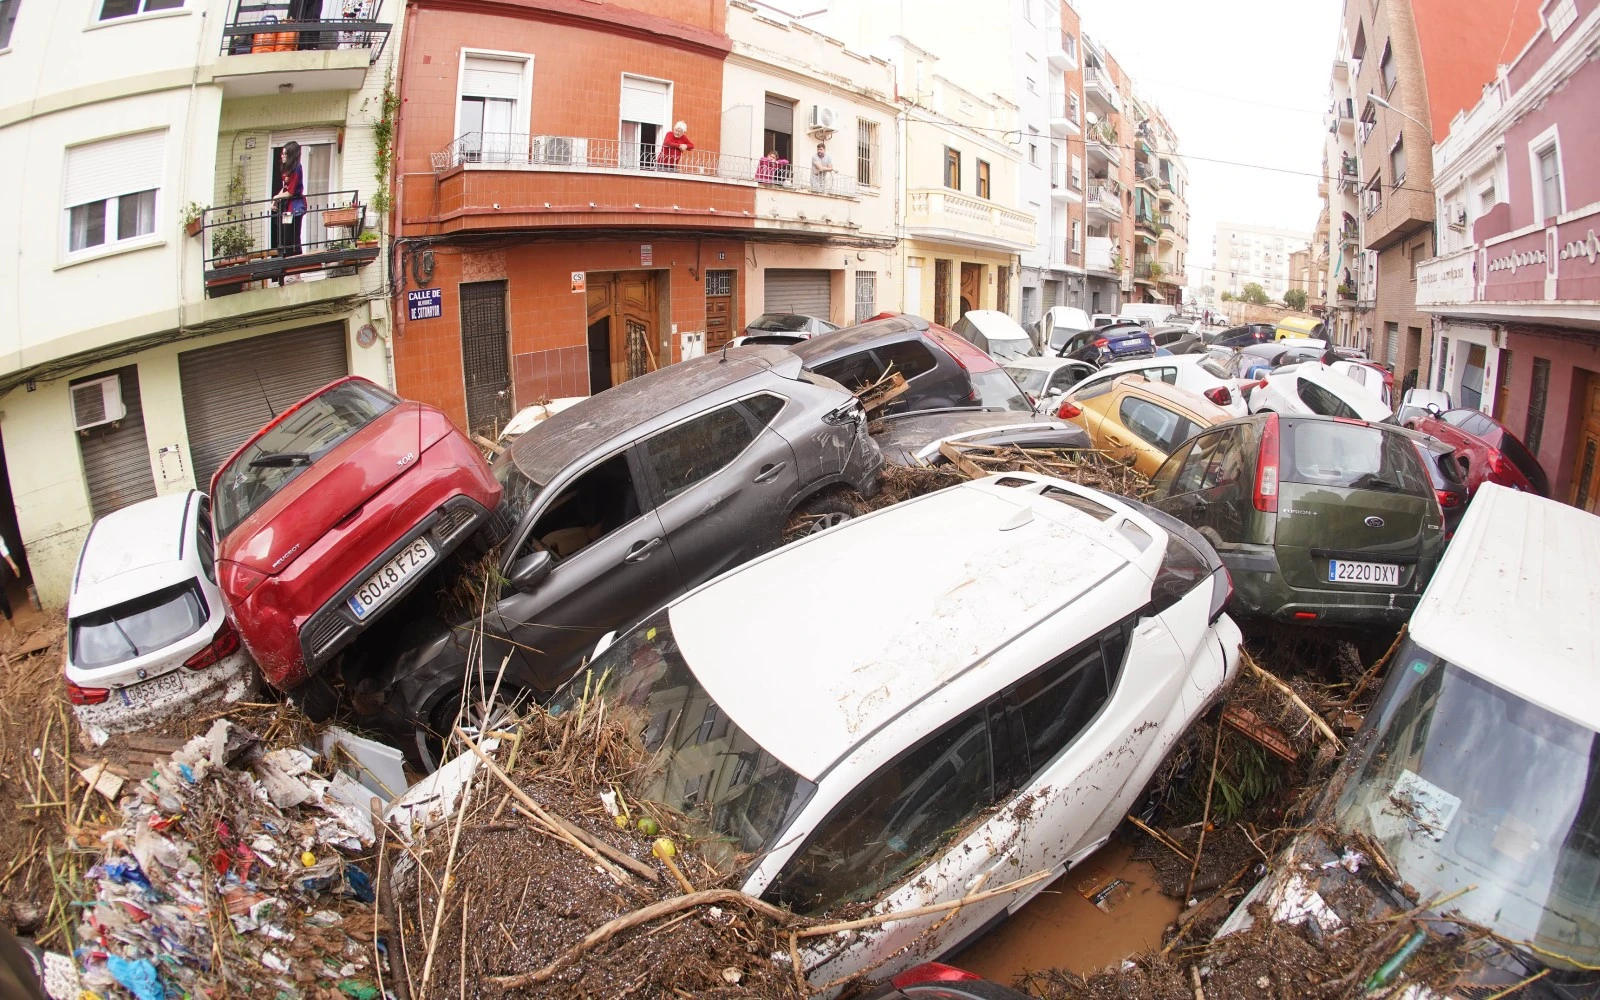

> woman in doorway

[
  {"left": 273, "top": 141, "right": 308, "bottom": 257},
  {"left": 659, "top": 121, "right": 694, "bottom": 173}
]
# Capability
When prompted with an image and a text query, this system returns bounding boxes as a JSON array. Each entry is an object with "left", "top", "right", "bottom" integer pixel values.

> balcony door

[
  {"left": 458, "top": 53, "right": 528, "bottom": 164},
  {"left": 270, "top": 130, "right": 337, "bottom": 251},
  {"left": 620, "top": 75, "right": 670, "bottom": 170}
]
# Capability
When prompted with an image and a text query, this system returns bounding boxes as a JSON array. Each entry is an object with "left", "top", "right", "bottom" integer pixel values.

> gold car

[{"left": 1056, "top": 374, "right": 1233, "bottom": 476}]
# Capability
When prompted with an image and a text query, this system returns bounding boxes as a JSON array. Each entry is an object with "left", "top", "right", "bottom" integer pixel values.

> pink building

[{"left": 1417, "top": 0, "right": 1600, "bottom": 511}]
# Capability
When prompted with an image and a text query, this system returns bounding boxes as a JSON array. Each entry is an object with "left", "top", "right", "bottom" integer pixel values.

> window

[
  {"left": 874, "top": 340, "right": 939, "bottom": 381},
  {"left": 977, "top": 160, "right": 991, "bottom": 200},
  {"left": 526, "top": 453, "right": 642, "bottom": 561},
  {"left": 1071, "top": 219, "right": 1081, "bottom": 252},
  {"left": 766, "top": 705, "right": 995, "bottom": 916},
  {"left": 1351, "top": 21, "right": 1367, "bottom": 62},
  {"left": 1070, "top": 154, "right": 1082, "bottom": 189},
  {"left": 1537, "top": 142, "right": 1563, "bottom": 220},
  {"left": 944, "top": 147, "right": 961, "bottom": 190},
  {"left": 196, "top": 498, "right": 216, "bottom": 584},
  {"left": 1390, "top": 137, "right": 1406, "bottom": 187},
  {"left": 1434, "top": 336, "right": 1450, "bottom": 390},
  {"left": 1118, "top": 396, "right": 1197, "bottom": 454},
  {"left": 644, "top": 405, "right": 756, "bottom": 502},
  {"left": 63, "top": 131, "right": 164, "bottom": 255},
  {"left": 70, "top": 581, "right": 206, "bottom": 669},
  {"left": 1028, "top": 142, "right": 1038, "bottom": 166},
  {"left": 1284, "top": 420, "right": 1430, "bottom": 495},
  {"left": 0, "top": 0, "right": 18, "bottom": 47},
  {"left": 1007, "top": 632, "right": 1120, "bottom": 781},
  {"left": 1526, "top": 357, "right": 1551, "bottom": 455},
  {"left": 1026, "top": 76, "right": 1037, "bottom": 95},
  {"left": 97, "top": 0, "right": 182, "bottom": 20},
  {"left": 764, "top": 94, "right": 795, "bottom": 163},
  {"left": 1547, "top": 0, "right": 1578, "bottom": 39},
  {"left": 742, "top": 393, "right": 786, "bottom": 428},
  {"left": 1478, "top": 180, "right": 1498, "bottom": 214},
  {"left": 1380, "top": 43, "right": 1397, "bottom": 95},
  {"left": 1296, "top": 378, "right": 1361, "bottom": 419},
  {"left": 1364, "top": 174, "right": 1383, "bottom": 217},
  {"left": 814, "top": 350, "right": 883, "bottom": 390},
  {"left": 856, "top": 119, "right": 879, "bottom": 187},
  {"left": 458, "top": 55, "right": 526, "bottom": 162},
  {"left": 620, "top": 75, "right": 670, "bottom": 169},
  {"left": 854, "top": 271, "right": 876, "bottom": 325}
]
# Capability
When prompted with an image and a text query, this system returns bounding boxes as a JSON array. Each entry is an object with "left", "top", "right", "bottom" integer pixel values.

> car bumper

[
  {"left": 72, "top": 651, "right": 256, "bottom": 736},
  {"left": 1222, "top": 547, "right": 1421, "bottom": 625}
]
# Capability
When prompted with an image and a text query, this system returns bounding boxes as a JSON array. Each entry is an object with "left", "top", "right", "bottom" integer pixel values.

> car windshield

[
  {"left": 986, "top": 337, "right": 1033, "bottom": 360},
  {"left": 971, "top": 369, "right": 1033, "bottom": 412},
  {"left": 1005, "top": 367, "right": 1050, "bottom": 395},
  {"left": 492, "top": 458, "right": 545, "bottom": 527},
  {"left": 71, "top": 580, "right": 207, "bottom": 669},
  {"left": 749, "top": 314, "right": 814, "bottom": 332},
  {"left": 213, "top": 381, "right": 398, "bottom": 537},
  {"left": 1336, "top": 637, "right": 1600, "bottom": 970},
  {"left": 1283, "top": 421, "right": 1430, "bottom": 494},
  {"left": 548, "top": 609, "right": 817, "bottom": 868}
]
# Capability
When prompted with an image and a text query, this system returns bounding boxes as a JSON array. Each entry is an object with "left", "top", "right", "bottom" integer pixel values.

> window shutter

[
  {"left": 65, "top": 130, "right": 165, "bottom": 208},
  {"left": 620, "top": 76, "right": 669, "bottom": 125},
  {"left": 764, "top": 96, "right": 793, "bottom": 134},
  {"left": 462, "top": 56, "right": 523, "bottom": 99}
]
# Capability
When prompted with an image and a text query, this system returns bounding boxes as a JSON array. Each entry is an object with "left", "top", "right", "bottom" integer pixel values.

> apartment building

[
  {"left": 1079, "top": 35, "right": 1130, "bottom": 314},
  {"left": 1127, "top": 96, "right": 1188, "bottom": 306},
  {"left": 1044, "top": 1, "right": 1087, "bottom": 317},
  {"left": 0, "top": 0, "right": 400, "bottom": 604},
  {"left": 1213, "top": 223, "right": 1312, "bottom": 301},
  {"left": 1416, "top": 0, "right": 1600, "bottom": 508},
  {"left": 1317, "top": 0, "right": 1539, "bottom": 380}
]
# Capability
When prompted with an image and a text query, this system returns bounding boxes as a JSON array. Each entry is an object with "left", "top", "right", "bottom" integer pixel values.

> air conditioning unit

[
  {"left": 1447, "top": 202, "right": 1468, "bottom": 228},
  {"left": 71, "top": 375, "right": 127, "bottom": 432},
  {"left": 808, "top": 105, "right": 838, "bottom": 133},
  {"left": 530, "top": 135, "right": 574, "bottom": 166}
]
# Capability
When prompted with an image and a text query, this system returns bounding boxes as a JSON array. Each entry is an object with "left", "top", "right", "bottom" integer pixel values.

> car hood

[
  {"left": 869, "top": 410, "right": 1090, "bottom": 465},
  {"left": 218, "top": 403, "right": 422, "bottom": 576}
]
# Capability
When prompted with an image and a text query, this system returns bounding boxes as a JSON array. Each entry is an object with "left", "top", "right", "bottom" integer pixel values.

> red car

[
  {"left": 211, "top": 377, "right": 500, "bottom": 695},
  {"left": 1404, "top": 407, "right": 1550, "bottom": 498}
]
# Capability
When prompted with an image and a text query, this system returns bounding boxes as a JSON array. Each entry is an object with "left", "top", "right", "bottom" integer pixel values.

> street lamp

[{"left": 1365, "top": 92, "right": 1428, "bottom": 134}]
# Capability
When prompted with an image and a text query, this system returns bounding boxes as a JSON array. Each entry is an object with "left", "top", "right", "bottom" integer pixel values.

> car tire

[
  {"left": 415, "top": 683, "right": 533, "bottom": 772},
  {"left": 287, "top": 674, "right": 339, "bottom": 723},
  {"left": 783, "top": 491, "right": 865, "bottom": 543}
]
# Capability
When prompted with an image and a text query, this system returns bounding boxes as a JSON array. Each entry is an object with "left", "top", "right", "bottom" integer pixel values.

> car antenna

[
  {"left": 252, "top": 367, "right": 276, "bottom": 418},
  {"left": 720, "top": 341, "right": 729, "bottom": 363}
]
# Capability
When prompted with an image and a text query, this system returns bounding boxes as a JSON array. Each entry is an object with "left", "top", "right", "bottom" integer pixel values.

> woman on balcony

[
  {"left": 659, "top": 121, "right": 695, "bottom": 172},
  {"left": 274, "top": 141, "right": 307, "bottom": 257}
]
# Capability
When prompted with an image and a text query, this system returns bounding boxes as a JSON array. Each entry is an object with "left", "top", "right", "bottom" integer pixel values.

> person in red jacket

[{"left": 659, "top": 121, "right": 694, "bottom": 172}]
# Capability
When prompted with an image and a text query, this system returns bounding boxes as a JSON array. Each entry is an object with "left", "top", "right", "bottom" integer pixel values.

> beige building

[{"left": 1212, "top": 222, "right": 1312, "bottom": 302}]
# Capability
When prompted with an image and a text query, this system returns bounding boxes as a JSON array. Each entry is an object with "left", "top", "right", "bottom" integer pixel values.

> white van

[
  {"left": 1033, "top": 306, "right": 1094, "bottom": 353},
  {"left": 1117, "top": 303, "right": 1178, "bottom": 327}
]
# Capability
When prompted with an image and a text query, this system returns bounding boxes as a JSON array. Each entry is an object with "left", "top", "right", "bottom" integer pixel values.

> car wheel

[
  {"left": 287, "top": 674, "right": 339, "bottom": 724},
  {"left": 414, "top": 683, "right": 533, "bottom": 772},
  {"left": 783, "top": 491, "right": 865, "bottom": 543}
]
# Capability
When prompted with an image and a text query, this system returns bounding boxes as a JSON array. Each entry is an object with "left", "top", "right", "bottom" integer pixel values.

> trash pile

[{"left": 67, "top": 720, "right": 386, "bottom": 1000}]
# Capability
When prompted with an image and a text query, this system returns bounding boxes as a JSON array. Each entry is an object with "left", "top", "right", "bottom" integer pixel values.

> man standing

[{"left": 810, "top": 142, "right": 835, "bottom": 193}]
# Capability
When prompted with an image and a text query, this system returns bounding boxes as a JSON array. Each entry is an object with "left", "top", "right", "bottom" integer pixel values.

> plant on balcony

[
  {"left": 370, "top": 72, "right": 398, "bottom": 217},
  {"left": 357, "top": 228, "right": 380, "bottom": 246},
  {"left": 1337, "top": 282, "right": 1356, "bottom": 298},
  {"left": 1147, "top": 261, "right": 1165, "bottom": 281},
  {"left": 1092, "top": 120, "right": 1118, "bottom": 147},
  {"left": 1109, "top": 252, "right": 1123, "bottom": 272},
  {"left": 182, "top": 202, "right": 206, "bottom": 238},
  {"left": 211, "top": 223, "right": 252, "bottom": 263}
]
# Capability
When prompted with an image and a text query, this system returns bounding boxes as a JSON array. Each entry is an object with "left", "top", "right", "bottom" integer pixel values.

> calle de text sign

[{"left": 407, "top": 288, "right": 443, "bottom": 320}]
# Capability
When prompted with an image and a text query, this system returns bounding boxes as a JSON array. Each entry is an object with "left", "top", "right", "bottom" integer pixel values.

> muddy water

[{"left": 955, "top": 840, "right": 1180, "bottom": 980}]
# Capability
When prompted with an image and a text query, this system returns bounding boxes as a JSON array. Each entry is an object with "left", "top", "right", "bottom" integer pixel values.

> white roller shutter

[
  {"left": 65, "top": 130, "right": 165, "bottom": 207},
  {"left": 462, "top": 56, "right": 523, "bottom": 99},
  {"left": 764, "top": 269, "right": 832, "bottom": 318},
  {"left": 620, "top": 76, "right": 669, "bottom": 124}
]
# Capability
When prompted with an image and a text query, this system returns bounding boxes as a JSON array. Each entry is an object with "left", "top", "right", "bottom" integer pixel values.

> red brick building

[{"left": 390, "top": 0, "right": 757, "bottom": 432}]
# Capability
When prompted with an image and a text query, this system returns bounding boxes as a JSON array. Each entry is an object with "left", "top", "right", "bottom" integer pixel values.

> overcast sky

[{"left": 1073, "top": 0, "right": 1343, "bottom": 280}]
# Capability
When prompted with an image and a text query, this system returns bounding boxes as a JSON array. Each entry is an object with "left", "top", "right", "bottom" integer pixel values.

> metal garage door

[
  {"left": 179, "top": 323, "right": 349, "bottom": 490},
  {"left": 75, "top": 365, "right": 157, "bottom": 519},
  {"left": 764, "top": 269, "right": 832, "bottom": 319}
]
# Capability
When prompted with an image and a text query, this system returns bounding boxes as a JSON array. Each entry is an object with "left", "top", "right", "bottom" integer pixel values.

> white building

[
  {"left": 1212, "top": 222, "right": 1313, "bottom": 302},
  {"left": 0, "top": 0, "right": 401, "bottom": 605}
]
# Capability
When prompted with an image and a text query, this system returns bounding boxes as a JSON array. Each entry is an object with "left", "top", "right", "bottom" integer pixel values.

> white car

[
  {"left": 1034, "top": 306, "right": 1094, "bottom": 353},
  {"left": 1060, "top": 354, "right": 1258, "bottom": 418},
  {"left": 1002, "top": 356, "right": 1098, "bottom": 411},
  {"left": 66, "top": 491, "right": 256, "bottom": 735},
  {"left": 1327, "top": 360, "right": 1391, "bottom": 406},
  {"left": 1248, "top": 363, "right": 1393, "bottom": 421},
  {"left": 950, "top": 309, "right": 1035, "bottom": 360},
  {"left": 1394, "top": 387, "right": 1451, "bottom": 427},
  {"left": 552, "top": 474, "right": 1241, "bottom": 989}
]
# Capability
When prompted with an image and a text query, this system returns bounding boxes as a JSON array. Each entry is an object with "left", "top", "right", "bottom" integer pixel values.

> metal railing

[
  {"left": 221, "top": 2, "right": 390, "bottom": 62},
  {"left": 200, "top": 190, "right": 375, "bottom": 295},
  {"left": 1087, "top": 182, "right": 1122, "bottom": 215},
  {"left": 429, "top": 133, "right": 858, "bottom": 197}
]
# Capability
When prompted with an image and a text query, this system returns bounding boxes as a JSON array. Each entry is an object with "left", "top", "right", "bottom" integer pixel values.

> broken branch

[
  {"left": 1126, "top": 814, "right": 1194, "bottom": 864},
  {"left": 1241, "top": 650, "right": 1343, "bottom": 748},
  {"left": 796, "top": 870, "right": 1053, "bottom": 938}
]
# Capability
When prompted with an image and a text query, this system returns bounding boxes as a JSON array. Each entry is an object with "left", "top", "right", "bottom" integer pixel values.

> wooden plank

[
  {"left": 1221, "top": 705, "right": 1299, "bottom": 764},
  {"left": 938, "top": 442, "right": 991, "bottom": 481}
]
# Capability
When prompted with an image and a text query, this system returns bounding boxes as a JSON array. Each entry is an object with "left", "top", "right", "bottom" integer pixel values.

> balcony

[
  {"left": 200, "top": 191, "right": 377, "bottom": 298},
  {"left": 1086, "top": 182, "right": 1122, "bottom": 221},
  {"left": 1086, "top": 122, "right": 1121, "bottom": 167},
  {"left": 1085, "top": 236, "right": 1119, "bottom": 275},
  {"left": 1049, "top": 91, "right": 1081, "bottom": 137},
  {"left": 1049, "top": 160, "right": 1079, "bottom": 202},
  {"left": 1135, "top": 212, "right": 1163, "bottom": 239},
  {"left": 412, "top": 134, "right": 760, "bottom": 234},
  {"left": 1048, "top": 28, "right": 1078, "bottom": 71},
  {"left": 1333, "top": 98, "right": 1355, "bottom": 136},
  {"left": 215, "top": 2, "right": 390, "bottom": 96},
  {"left": 1332, "top": 59, "right": 1349, "bottom": 82},
  {"left": 1084, "top": 66, "right": 1123, "bottom": 114},
  {"left": 1133, "top": 260, "right": 1163, "bottom": 285},
  {"left": 904, "top": 188, "right": 1035, "bottom": 251}
]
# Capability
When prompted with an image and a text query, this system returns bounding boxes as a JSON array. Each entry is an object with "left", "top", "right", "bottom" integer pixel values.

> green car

[{"left": 1147, "top": 413, "right": 1446, "bottom": 625}]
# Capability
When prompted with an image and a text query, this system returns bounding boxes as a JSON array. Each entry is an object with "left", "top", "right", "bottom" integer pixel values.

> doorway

[
  {"left": 1571, "top": 373, "right": 1600, "bottom": 513},
  {"left": 960, "top": 263, "right": 981, "bottom": 316},
  {"left": 270, "top": 132, "right": 337, "bottom": 251},
  {"left": 0, "top": 430, "right": 35, "bottom": 623},
  {"left": 705, "top": 270, "right": 736, "bottom": 350},
  {"left": 460, "top": 281, "right": 512, "bottom": 433},
  {"left": 586, "top": 271, "right": 664, "bottom": 393}
]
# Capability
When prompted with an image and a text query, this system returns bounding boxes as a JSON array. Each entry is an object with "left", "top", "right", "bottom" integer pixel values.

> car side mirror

[
  {"left": 1425, "top": 402, "right": 1442, "bottom": 416},
  {"left": 1045, "top": 387, "right": 1063, "bottom": 398},
  {"left": 509, "top": 550, "right": 554, "bottom": 592}
]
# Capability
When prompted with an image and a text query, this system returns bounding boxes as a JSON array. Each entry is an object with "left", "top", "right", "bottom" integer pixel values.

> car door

[
  {"left": 1157, "top": 427, "right": 1252, "bottom": 552},
  {"left": 643, "top": 396, "right": 801, "bottom": 589},
  {"left": 1110, "top": 393, "right": 1203, "bottom": 476},
  {"left": 495, "top": 448, "right": 682, "bottom": 693}
]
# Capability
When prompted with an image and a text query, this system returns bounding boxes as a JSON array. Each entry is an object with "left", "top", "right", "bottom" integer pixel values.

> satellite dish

[{"left": 1085, "top": 110, "right": 1100, "bottom": 126}]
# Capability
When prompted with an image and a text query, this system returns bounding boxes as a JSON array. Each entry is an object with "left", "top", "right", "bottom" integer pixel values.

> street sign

[
  {"left": 571, "top": 271, "right": 586, "bottom": 293},
  {"left": 407, "top": 288, "right": 442, "bottom": 320}
]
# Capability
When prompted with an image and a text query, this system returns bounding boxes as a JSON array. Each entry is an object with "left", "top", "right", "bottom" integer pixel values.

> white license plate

[
  {"left": 117, "top": 669, "right": 190, "bottom": 708},
  {"left": 1328, "top": 559, "right": 1401, "bottom": 586},
  {"left": 348, "top": 538, "right": 435, "bottom": 620}
]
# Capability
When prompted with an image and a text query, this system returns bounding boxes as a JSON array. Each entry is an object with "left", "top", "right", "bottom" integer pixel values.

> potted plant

[
  {"left": 323, "top": 200, "right": 360, "bottom": 230},
  {"left": 182, "top": 202, "right": 206, "bottom": 238},
  {"left": 356, "top": 229, "right": 380, "bottom": 248},
  {"left": 1148, "top": 261, "right": 1165, "bottom": 281},
  {"left": 211, "top": 224, "right": 253, "bottom": 266}
]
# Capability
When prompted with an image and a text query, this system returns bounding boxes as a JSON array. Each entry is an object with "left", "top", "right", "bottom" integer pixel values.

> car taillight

[
  {"left": 185, "top": 620, "right": 241, "bottom": 671},
  {"left": 1208, "top": 565, "right": 1233, "bottom": 624},
  {"left": 1057, "top": 399, "right": 1082, "bottom": 419},
  {"left": 219, "top": 560, "right": 269, "bottom": 600},
  {"left": 1204, "top": 386, "right": 1232, "bottom": 406},
  {"left": 1253, "top": 413, "right": 1280, "bottom": 513},
  {"left": 1436, "top": 489, "right": 1459, "bottom": 509},
  {"left": 68, "top": 681, "right": 109, "bottom": 705},
  {"left": 1488, "top": 451, "right": 1523, "bottom": 487},
  {"left": 892, "top": 963, "right": 983, "bottom": 988},
  {"left": 1094, "top": 338, "right": 1109, "bottom": 348}
]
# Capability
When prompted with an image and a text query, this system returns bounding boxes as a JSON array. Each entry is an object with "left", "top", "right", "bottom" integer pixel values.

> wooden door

[
  {"left": 613, "top": 273, "right": 659, "bottom": 386},
  {"left": 1571, "top": 376, "right": 1600, "bottom": 513},
  {"left": 705, "top": 270, "right": 736, "bottom": 350},
  {"left": 960, "top": 262, "right": 981, "bottom": 316}
]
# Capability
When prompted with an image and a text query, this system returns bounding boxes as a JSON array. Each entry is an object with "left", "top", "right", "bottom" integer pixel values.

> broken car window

[{"left": 526, "top": 453, "right": 640, "bottom": 561}]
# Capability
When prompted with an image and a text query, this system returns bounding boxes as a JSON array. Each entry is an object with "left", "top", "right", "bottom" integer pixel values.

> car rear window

[
  {"left": 1005, "top": 367, "right": 1050, "bottom": 395},
  {"left": 71, "top": 580, "right": 207, "bottom": 669},
  {"left": 1295, "top": 378, "right": 1361, "bottom": 419},
  {"left": 1199, "top": 358, "right": 1232, "bottom": 380},
  {"left": 213, "top": 380, "right": 398, "bottom": 537},
  {"left": 1283, "top": 421, "right": 1431, "bottom": 496},
  {"left": 1497, "top": 432, "right": 1548, "bottom": 494},
  {"left": 741, "top": 334, "right": 806, "bottom": 346},
  {"left": 970, "top": 369, "right": 1033, "bottom": 412},
  {"left": 749, "top": 314, "right": 814, "bottom": 332},
  {"left": 875, "top": 340, "right": 939, "bottom": 381}
]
